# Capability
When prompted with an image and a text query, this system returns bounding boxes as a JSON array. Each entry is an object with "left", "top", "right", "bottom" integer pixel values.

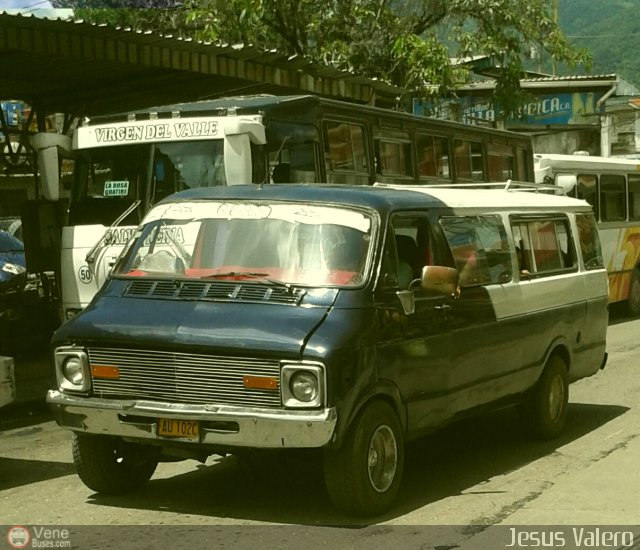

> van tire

[
  {"left": 72, "top": 433, "right": 159, "bottom": 493},
  {"left": 627, "top": 268, "right": 640, "bottom": 317},
  {"left": 521, "top": 355, "right": 569, "bottom": 440},
  {"left": 324, "top": 400, "right": 404, "bottom": 517}
]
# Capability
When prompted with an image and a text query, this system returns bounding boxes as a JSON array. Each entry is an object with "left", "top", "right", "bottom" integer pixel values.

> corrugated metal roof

[
  {"left": 0, "top": 12, "right": 403, "bottom": 116},
  {"left": 459, "top": 73, "right": 640, "bottom": 94}
]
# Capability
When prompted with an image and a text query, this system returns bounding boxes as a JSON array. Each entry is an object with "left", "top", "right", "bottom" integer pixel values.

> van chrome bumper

[{"left": 46, "top": 390, "right": 337, "bottom": 448}]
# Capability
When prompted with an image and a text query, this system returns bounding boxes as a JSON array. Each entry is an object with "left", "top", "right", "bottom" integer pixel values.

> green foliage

[
  {"left": 47, "top": 0, "right": 592, "bottom": 120},
  {"left": 559, "top": 0, "right": 640, "bottom": 86}
]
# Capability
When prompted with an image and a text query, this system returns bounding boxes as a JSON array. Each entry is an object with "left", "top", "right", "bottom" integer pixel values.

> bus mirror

[
  {"left": 556, "top": 174, "right": 577, "bottom": 195},
  {"left": 224, "top": 118, "right": 267, "bottom": 144},
  {"left": 224, "top": 133, "right": 252, "bottom": 185},
  {"left": 30, "top": 133, "right": 72, "bottom": 201}
]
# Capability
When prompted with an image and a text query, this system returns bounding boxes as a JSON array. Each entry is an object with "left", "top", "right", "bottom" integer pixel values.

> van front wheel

[
  {"left": 521, "top": 355, "right": 568, "bottom": 440},
  {"left": 324, "top": 401, "right": 404, "bottom": 517},
  {"left": 72, "top": 433, "right": 159, "bottom": 493}
]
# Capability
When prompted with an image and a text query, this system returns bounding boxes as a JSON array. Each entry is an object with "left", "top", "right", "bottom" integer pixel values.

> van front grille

[{"left": 88, "top": 347, "right": 282, "bottom": 408}]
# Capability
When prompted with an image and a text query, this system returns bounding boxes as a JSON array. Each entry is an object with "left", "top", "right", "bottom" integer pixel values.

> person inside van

[{"left": 395, "top": 234, "right": 419, "bottom": 288}]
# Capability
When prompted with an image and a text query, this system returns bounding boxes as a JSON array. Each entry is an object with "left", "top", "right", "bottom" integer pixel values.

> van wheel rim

[
  {"left": 548, "top": 374, "right": 565, "bottom": 422},
  {"left": 367, "top": 425, "right": 397, "bottom": 493}
]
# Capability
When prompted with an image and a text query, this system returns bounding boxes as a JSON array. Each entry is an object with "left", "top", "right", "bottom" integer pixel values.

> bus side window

[
  {"left": 374, "top": 138, "right": 413, "bottom": 181},
  {"left": 600, "top": 174, "right": 627, "bottom": 222},
  {"left": 454, "top": 139, "right": 485, "bottom": 182},
  {"left": 487, "top": 142, "right": 515, "bottom": 181},
  {"left": 323, "top": 120, "right": 370, "bottom": 185},
  {"left": 417, "top": 133, "right": 450, "bottom": 180},
  {"left": 576, "top": 214, "right": 605, "bottom": 270},
  {"left": 629, "top": 174, "right": 640, "bottom": 221},
  {"left": 576, "top": 174, "right": 599, "bottom": 218}
]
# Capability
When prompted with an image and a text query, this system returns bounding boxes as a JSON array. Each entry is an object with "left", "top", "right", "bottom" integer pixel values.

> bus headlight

[
  {"left": 281, "top": 362, "right": 324, "bottom": 408},
  {"left": 55, "top": 347, "right": 91, "bottom": 393}
]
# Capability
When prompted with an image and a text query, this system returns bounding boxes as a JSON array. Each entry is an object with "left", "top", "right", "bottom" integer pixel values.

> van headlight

[
  {"left": 55, "top": 347, "right": 91, "bottom": 393},
  {"left": 281, "top": 362, "right": 324, "bottom": 408}
]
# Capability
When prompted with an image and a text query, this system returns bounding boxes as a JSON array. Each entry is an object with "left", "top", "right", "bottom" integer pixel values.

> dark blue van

[{"left": 47, "top": 184, "right": 608, "bottom": 516}]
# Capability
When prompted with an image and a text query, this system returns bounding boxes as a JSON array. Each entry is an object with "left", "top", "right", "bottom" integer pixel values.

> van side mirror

[
  {"left": 397, "top": 265, "right": 460, "bottom": 316},
  {"left": 418, "top": 265, "right": 459, "bottom": 296}
]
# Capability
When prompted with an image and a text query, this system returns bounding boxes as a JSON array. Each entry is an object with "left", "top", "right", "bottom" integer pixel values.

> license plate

[{"left": 157, "top": 418, "right": 199, "bottom": 440}]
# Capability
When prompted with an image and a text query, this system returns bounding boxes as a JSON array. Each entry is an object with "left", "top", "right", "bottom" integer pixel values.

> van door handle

[{"left": 434, "top": 304, "right": 451, "bottom": 312}]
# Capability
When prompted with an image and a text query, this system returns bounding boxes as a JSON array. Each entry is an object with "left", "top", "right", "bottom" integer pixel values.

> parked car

[{"left": 0, "top": 224, "right": 27, "bottom": 316}]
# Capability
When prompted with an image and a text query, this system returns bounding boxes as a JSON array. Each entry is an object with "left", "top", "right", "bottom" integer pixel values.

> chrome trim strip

[{"left": 47, "top": 390, "right": 337, "bottom": 448}]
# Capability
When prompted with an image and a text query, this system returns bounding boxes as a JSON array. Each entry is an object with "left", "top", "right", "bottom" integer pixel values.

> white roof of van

[{"left": 375, "top": 183, "right": 591, "bottom": 210}]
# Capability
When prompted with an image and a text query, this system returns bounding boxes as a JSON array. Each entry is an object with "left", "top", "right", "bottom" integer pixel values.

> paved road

[{"left": 0, "top": 308, "right": 639, "bottom": 549}]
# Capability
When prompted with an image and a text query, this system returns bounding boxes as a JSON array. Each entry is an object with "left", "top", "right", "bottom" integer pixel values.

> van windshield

[{"left": 113, "top": 201, "right": 373, "bottom": 287}]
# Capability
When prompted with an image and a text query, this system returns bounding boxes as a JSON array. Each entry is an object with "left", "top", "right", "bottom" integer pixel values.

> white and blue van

[{"left": 46, "top": 183, "right": 608, "bottom": 516}]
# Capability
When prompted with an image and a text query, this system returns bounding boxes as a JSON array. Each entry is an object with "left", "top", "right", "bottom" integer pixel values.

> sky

[{"left": 2, "top": 1, "right": 54, "bottom": 9}]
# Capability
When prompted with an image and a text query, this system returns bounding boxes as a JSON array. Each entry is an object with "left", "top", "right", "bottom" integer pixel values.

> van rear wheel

[
  {"left": 72, "top": 433, "right": 159, "bottom": 493},
  {"left": 324, "top": 400, "right": 404, "bottom": 517},
  {"left": 521, "top": 355, "right": 568, "bottom": 440}
]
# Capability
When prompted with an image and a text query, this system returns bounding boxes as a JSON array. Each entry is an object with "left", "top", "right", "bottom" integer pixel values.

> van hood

[{"left": 53, "top": 288, "right": 340, "bottom": 357}]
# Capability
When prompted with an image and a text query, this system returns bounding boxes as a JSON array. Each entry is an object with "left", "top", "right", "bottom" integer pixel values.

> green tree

[{"left": 50, "top": 0, "right": 591, "bottom": 119}]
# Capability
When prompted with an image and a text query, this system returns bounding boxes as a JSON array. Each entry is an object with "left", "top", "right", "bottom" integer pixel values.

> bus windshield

[
  {"left": 113, "top": 201, "right": 373, "bottom": 288},
  {"left": 68, "top": 140, "right": 226, "bottom": 226}
]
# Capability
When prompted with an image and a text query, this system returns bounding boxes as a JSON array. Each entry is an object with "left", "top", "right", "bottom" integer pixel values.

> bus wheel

[
  {"left": 324, "top": 400, "right": 404, "bottom": 517},
  {"left": 520, "top": 355, "right": 568, "bottom": 440},
  {"left": 627, "top": 268, "right": 640, "bottom": 317},
  {"left": 72, "top": 433, "right": 159, "bottom": 493}
]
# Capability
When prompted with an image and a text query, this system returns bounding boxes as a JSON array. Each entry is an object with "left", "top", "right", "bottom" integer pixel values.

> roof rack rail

[{"left": 373, "top": 180, "right": 563, "bottom": 194}]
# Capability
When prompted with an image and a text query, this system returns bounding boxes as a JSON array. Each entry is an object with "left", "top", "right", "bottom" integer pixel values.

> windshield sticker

[
  {"left": 104, "top": 180, "right": 129, "bottom": 197},
  {"left": 144, "top": 201, "right": 371, "bottom": 233}
]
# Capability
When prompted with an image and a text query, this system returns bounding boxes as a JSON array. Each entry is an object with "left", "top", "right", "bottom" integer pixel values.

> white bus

[
  {"left": 31, "top": 95, "right": 535, "bottom": 321},
  {"left": 535, "top": 152, "right": 640, "bottom": 314}
]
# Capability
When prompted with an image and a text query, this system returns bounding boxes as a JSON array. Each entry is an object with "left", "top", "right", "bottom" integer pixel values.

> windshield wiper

[{"left": 201, "top": 271, "right": 270, "bottom": 279}]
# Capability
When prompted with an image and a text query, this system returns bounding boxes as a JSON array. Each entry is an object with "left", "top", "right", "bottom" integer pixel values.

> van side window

[
  {"left": 440, "top": 215, "right": 511, "bottom": 287},
  {"left": 382, "top": 216, "right": 433, "bottom": 289},
  {"left": 575, "top": 213, "right": 605, "bottom": 270},
  {"left": 511, "top": 217, "right": 576, "bottom": 276}
]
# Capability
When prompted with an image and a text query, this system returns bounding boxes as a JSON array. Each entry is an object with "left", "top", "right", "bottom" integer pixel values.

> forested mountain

[{"left": 557, "top": 0, "right": 640, "bottom": 86}]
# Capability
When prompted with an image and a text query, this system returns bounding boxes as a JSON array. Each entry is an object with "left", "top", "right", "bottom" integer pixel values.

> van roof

[{"left": 164, "top": 184, "right": 591, "bottom": 214}]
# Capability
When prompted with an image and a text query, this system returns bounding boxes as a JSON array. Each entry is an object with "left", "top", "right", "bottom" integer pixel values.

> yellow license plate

[{"left": 157, "top": 418, "right": 199, "bottom": 440}]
